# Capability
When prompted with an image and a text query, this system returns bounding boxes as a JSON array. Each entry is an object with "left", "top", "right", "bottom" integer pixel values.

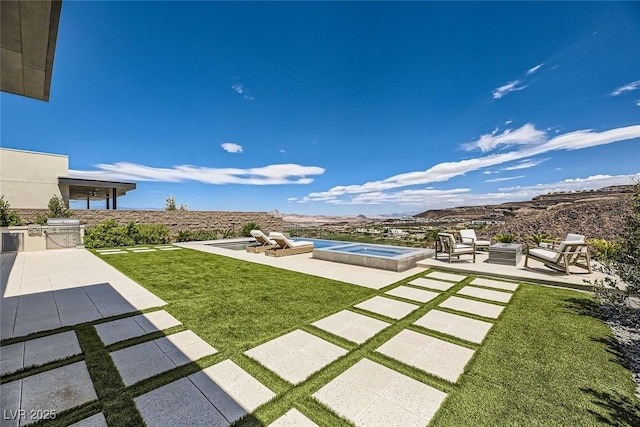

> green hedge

[{"left": 84, "top": 219, "right": 170, "bottom": 248}]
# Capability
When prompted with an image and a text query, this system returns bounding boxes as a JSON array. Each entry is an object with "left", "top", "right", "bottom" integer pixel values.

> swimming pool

[{"left": 294, "top": 238, "right": 434, "bottom": 272}]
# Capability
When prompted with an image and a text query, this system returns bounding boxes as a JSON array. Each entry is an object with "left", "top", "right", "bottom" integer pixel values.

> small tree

[
  {"left": 165, "top": 195, "right": 177, "bottom": 211},
  {"left": 47, "top": 195, "right": 71, "bottom": 218},
  {"left": 0, "top": 195, "right": 22, "bottom": 226}
]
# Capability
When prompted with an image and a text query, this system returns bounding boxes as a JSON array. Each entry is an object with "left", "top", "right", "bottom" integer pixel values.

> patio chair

[
  {"left": 438, "top": 233, "right": 476, "bottom": 263},
  {"left": 246, "top": 230, "right": 278, "bottom": 253},
  {"left": 459, "top": 229, "right": 491, "bottom": 250},
  {"left": 264, "top": 232, "right": 315, "bottom": 257},
  {"left": 524, "top": 238, "right": 592, "bottom": 274},
  {"left": 539, "top": 233, "right": 585, "bottom": 249}
]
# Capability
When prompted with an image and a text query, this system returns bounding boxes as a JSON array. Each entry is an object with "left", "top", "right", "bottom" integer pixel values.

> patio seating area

[{"left": 1, "top": 244, "right": 636, "bottom": 426}]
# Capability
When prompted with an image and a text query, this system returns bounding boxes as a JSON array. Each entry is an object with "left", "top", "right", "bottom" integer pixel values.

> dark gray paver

[
  {"left": 20, "top": 362, "right": 98, "bottom": 425},
  {"left": 135, "top": 378, "right": 228, "bottom": 427}
]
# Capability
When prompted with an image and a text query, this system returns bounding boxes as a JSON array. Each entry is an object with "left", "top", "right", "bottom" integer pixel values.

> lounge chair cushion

[
  {"left": 250, "top": 230, "right": 276, "bottom": 245},
  {"left": 269, "top": 232, "right": 314, "bottom": 249},
  {"left": 528, "top": 248, "right": 561, "bottom": 263}
]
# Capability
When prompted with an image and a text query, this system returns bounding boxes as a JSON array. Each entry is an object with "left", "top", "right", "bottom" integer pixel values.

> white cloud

[
  {"left": 221, "top": 142, "right": 243, "bottom": 153},
  {"left": 492, "top": 80, "right": 527, "bottom": 99},
  {"left": 462, "top": 123, "right": 546, "bottom": 152},
  {"left": 636, "top": 100, "right": 640, "bottom": 107},
  {"left": 330, "top": 173, "right": 640, "bottom": 209},
  {"left": 611, "top": 80, "right": 640, "bottom": 96},
  {"left": 502, "top": 158, "right": 548, "bottom": 170},
  {"left": 70, "top": 163, "right": 325, "bottom": 186},
  {"left": 279, "top": 149, "right": 286, "bottom": 153},
  {"left": 504, "top": 119, "right": 513, "bottom": 125},
  {"left": 527, "top": 63, "right": 544, "bottom": 75},
  {"left": 485, "top": 175, "right": 525, "bottom": 183},
  {"left": 302, "top": 124, "right": 640, "bottom": 202},
  {"left": 232, "top": 83, "right": 254, "bottom": 100}
]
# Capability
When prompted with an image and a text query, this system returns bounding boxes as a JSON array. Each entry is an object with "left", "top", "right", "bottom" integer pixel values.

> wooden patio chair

[
  {"left": 525, "top": 238, "right": 592, "bottom": 274},
  {"left": 438, "top": 233, "right": 476, "bottom": 263}
]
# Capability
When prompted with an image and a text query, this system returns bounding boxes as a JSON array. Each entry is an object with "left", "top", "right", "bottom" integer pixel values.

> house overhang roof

[
  {"left": 59, "top": 177, "right": 137, "bottom": 200},
  {"left": 1, "top": 0, "right": 63, "bottom": 101}
]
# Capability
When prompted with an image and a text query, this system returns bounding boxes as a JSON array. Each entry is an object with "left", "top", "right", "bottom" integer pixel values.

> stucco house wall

[{"left": 0, "top": 148, "right": 69, "bottom": 209}]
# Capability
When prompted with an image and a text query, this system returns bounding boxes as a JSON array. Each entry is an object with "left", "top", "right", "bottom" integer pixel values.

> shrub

[
  {"left": 494, "top": 233, "right": 517, "bottom": 243},
  {"left": 588, "top": 238, "right": 621, "bottom": 262},
  {"left": 221, "top": 228, "right": 236, "bottom": 238},
  {"left": 0, "top": 195, "right": 23, "bottom": 226},
  {"left": 526, "top": 233, "right": 554, "bottom": 247},
  {"left": 175, "top": 229, "right": 219, "bottom": 242},
  {"left": 240, "top": 222, "right": 260, "bottom": 237},
  {"left": 84, "top": 220, "right": 170, "bottom": 248}
]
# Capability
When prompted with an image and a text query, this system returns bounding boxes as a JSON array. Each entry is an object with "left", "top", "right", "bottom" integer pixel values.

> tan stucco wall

[{"left": 0, "top": 148, "right": 69, "bottom": 209}]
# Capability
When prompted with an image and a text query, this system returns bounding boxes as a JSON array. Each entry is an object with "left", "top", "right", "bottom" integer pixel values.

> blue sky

[{"left": 2, "top": 1, "right": 640, "bottom": 216}]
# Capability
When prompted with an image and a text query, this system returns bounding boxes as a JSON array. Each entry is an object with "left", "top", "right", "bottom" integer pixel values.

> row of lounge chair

[
  {"left": 247, "top": 230, "right": 315, "bottom": 257},
  {"left": 437, "top": 230, "right": 592, "bottom": 275}
]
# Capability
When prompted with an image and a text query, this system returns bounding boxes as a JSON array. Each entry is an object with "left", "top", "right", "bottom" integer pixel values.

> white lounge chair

[
  {"left": 247, "top": 230, "right": 278, "bottom": 253},
  {"left": 459, "top": 229, "right": 491, "bottom": 249},
  {"left": 265, "top": 232, "right": 314, "bottom": 257},
  {"left": 539, "top": 233, "right": 584, "bottom": 249},
  {"left": 525, "top": 237, "right": 592, "bottom": 274},
  {"left": 438, "top": 233, "right": 476, "bottom": 263}
]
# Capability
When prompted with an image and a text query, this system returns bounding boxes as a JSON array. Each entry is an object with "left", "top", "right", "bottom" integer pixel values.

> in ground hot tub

[{"left": 312, "top": 242, "right": 434, "bottom": 272}]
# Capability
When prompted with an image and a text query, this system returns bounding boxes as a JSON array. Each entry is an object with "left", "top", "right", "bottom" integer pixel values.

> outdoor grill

[{"left": 45, "top": 218, "right": 82, "bottom": 249}]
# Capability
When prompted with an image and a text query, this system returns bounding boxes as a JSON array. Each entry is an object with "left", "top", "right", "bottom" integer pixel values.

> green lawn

[{"left": 9, "top": 247, "right": 637, "bottom": 426}]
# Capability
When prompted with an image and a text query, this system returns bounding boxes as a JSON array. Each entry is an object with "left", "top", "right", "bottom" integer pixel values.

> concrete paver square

[
  {"left": 354, "top": 296, "right": 419, "bottom": 320},
  {"left": 377, "top": 329, "right": 475, "bottom": 383},
  {"left": 129, "top": 249, "right": 156, "bottom": 253},
  {"left": 425, "top": 271, "right": 467, "bottom": 282},
  {"left": 408, "top": 277, "right": 456, "bottom": 291},
  {"left": 270, "top": 409, "right": 318, "bottom": 426},
  {"left": 385, "top": 286, "right": 439, "bottom": 303},
  {"left": 99, "top": 251, "right": 126, "bottom": 255},
  {"left": 0, "top": 342, "right": 24, "bottom": 376},
  {"left": 190, "top": 359, "right": 275, "bottom": 423},
  {"left": 439, "top": 296, "right": 505, "bottom": 319},
  {"left": 414, "top": 310, "right": 493, "bottom": 344},
  {"left": 155, "top": 330, "right": 217, "bottom": 366},
  {"left": 95, "top": 310, "right": 182, "bottom": 345},
  {"left": 1, "top": 380, "right": 21, "bottom": 427},
  {"left": 23, "top": 331, "right": 81, "bottom": 368},
  {"left": 68, "top": 413, "right": 107, "bottom": 427},
  {"left": 136, "top": 310, "right": 182, "bottom": 333},
  {"left": 135, "top": 377, "right": 228, "bottom": 427},
  {"left": 313, "top": 358, "right": 447, "bottom": 427},
  {"left": 312, "top": 310, "right": 390, "bottom": 344},
  {"left": 245, "top": 330, "right": 347, "bottom": 384},
  {"left": 111, "top": 341, "right": 176, "bottom": 386},
  {"left": 471, "top": 277, "right": 519, "bottom": 292},
  {"left": 21, "top": 362, "right": 98, "bottom": 424},
  {"left": 95, "top": 317, "right": 146, "bottom": 346},
  {"left": 158, "top": 247, "right": 181, "bottom": 250},
  {"left": 458, "top": 286, "right": 512, "bottom": 303}
]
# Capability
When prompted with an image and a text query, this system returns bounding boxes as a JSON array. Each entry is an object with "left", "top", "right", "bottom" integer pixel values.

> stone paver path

[
  {"left": 384, "top": 286, "right": 439, "bottom": 303},
  {"left": 245, "top": 330, "right": 347, "bottom": 385},
  {"left": 414, "top": 310, "right": 493, "bottom": 344},
  {"left": 425, "top": 271, "right": 467, "bottom": 282},
  {"left": 439, "top": 296, "right": 505, "bottom": 319},
  {"left": 314, "top": 358, "right": 447, "bottom": 427},
  {"left": 111, "top": 330, "right": 217, "bottom": 386},
  {"left": 457, "top": 286, "right": 513, "bottom": 303},
  {"left": 68, "top": 413, "right": 108, "bottom": 427},
  {"left": 470, "top": 277, "right": 519, "bottom": 291},
  {"left": 1, "top": 362, "right": 98, "bottom": 427},
  {"left": 312, "top": 310, "right": 390, "bottom": 344},
  {"left": 377, "top": 330, "right": 475, "bottom": 383},
  {"left": 95, "top": 310, "right": 182, "bottom": 345},
  {"left": 354, "top": 296, "right": 419, "bottom": 320},
  {"left": 408, "top": 277, "right": 457, "bottom": 291},
  {"left": 135, "top": 359, "right": 274, "bottom": 426},
  {"left": 270, "top": 409, "right": 318, "bottom": 426},
  {"left": 1, "top": 331, "right": 81, "bottom": 376}
]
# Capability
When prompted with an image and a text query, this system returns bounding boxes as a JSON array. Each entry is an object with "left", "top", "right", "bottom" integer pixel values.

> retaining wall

[{"left": 14, "top": 209, "right": 283, "bottom": 234}]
